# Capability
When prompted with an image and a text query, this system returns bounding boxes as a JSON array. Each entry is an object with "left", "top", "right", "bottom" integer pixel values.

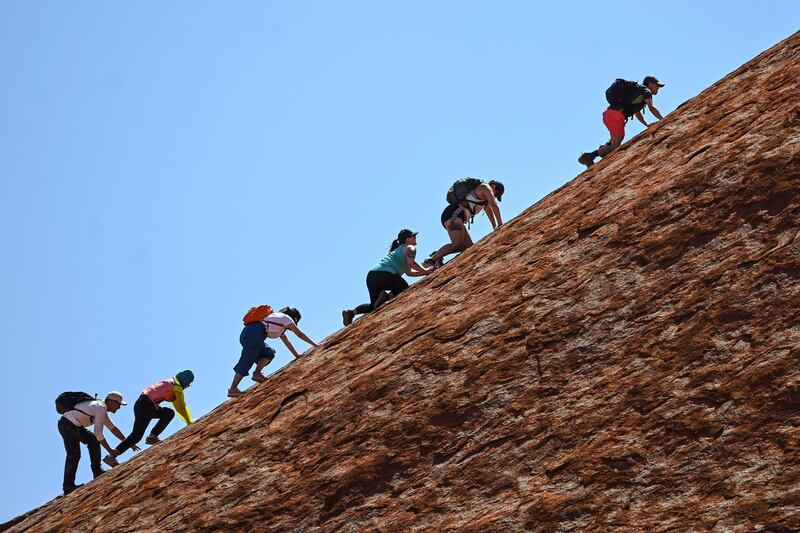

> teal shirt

[{"left": 372, "top": 245, "right": 410, "bottom": 276}]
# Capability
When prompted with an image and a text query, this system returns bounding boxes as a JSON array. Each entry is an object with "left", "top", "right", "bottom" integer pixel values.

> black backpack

[
  {"left": 446, "top": 178, "right": 484, "bottom": 208},
  {"left": 605, "top": 78, "right": 642, "bottom": 109},
  {"left": 55, "top": 391, "right": 95, "bottom": 415}
]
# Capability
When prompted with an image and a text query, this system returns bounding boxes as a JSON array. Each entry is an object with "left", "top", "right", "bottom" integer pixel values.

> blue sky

[{"left": 1, "top": 1, "right": 797, "bottom": 521}]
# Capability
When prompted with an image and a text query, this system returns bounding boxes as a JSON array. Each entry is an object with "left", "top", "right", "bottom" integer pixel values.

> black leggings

[
  {"left": 116, "top": 394, "right": 175, "bottom": 454},
  {"left": 354, "top": 270, "right": 409, "bottom": 314},
  {"left": 59, "top": 417, "right": 103, "bottom": 490}
]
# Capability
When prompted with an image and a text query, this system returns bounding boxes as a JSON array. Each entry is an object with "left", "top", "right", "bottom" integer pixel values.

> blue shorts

[{"left": 234, "top": 322, "right": 276, "bottom": 376}]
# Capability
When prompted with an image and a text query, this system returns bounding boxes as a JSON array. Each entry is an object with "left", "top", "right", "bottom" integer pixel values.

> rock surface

[{"left": 5, "top": 32, "right": 800, "bottom": 533}]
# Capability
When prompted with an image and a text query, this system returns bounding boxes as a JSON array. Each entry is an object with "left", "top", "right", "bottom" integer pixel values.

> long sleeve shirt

[{"left": 61, "top": 400, "right": 118, "bottom": 442}]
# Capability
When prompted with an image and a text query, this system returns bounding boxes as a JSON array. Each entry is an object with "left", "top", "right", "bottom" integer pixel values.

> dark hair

[
  {"left": 280, "top": 307, "right": 302, "bottom": 323},
  {"left": 390, "top": 229, "right": 417, "bottom": 250}
]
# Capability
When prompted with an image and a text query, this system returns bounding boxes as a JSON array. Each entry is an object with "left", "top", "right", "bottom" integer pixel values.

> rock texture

[{"left": 6, "top": 32, "right": 800, "bottom": 533}]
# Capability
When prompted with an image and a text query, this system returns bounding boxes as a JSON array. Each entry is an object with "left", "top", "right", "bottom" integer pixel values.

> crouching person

[
  {"left": 56, "top": 391, "right": 133, "bottom": 495},
  {"left": 104, "top": 370, "right": 194, "bottom": 467},
  {"left": 228, "top": 306, "right": 318, "bottom": 398}
]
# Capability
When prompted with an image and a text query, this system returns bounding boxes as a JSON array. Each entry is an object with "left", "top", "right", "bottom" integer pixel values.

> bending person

[
  {"left": 425, "top": 179, "right": 504, "bottom": 268},
  {"left": 229, "top": 307, "right": 317, "bottom": 398},
  {"left": 104, "top": 370, "right": 194, "bottom": 467},
  {"left": 342, "top": 229, "right": 431, "bottom": 326}
]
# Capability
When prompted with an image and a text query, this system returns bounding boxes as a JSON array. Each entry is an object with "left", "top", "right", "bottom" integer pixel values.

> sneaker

[
  {"left": 251, "top": 372, "right": 266, "bottom": 383},
  {"left": 103, "top": 455, "right": 118, "bottom": 468},
  {"left": 342, "top": 309, "right": 355, "bottom": 326},
  {"left": 578, "top": 152, "right": 595, "bottom": 167},
  {"left": 63, "top": 484, "right": 83, "bottom": 495},
  {"left": 145, "top": 434, "right": 160, "bottom": 445},
  {"left": 227, "top": 388, "right": 243, "bottom": 398}
]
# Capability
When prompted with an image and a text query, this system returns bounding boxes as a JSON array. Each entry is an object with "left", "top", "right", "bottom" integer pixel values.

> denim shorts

[{"left": 234, "top": 322, "right": 276, "bottom": 376}]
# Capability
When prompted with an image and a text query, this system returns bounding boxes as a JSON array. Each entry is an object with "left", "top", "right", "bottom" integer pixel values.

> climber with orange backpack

[
  {"left": 103, "top": 370, "right": 194, "bottom": 467},
  {"left": 423, "top": 178, "right": 504, "bottom": 269},
  {"left": 578, "top": 76, "right": 665, "bottom": 167},
  {"left": 228, "top": 305, "right": 318, "bottom": 398}
]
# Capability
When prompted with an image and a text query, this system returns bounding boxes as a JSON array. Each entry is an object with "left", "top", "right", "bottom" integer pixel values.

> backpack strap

[{"left": 67, "top": 407, "right": 95, "bottom": 425}]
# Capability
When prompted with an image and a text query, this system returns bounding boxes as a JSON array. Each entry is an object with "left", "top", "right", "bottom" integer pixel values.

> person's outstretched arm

[
  {"left": 646, "top": 98, "right": 663, "bottom": 120},
  {"left": 477, "top": 184, "right": 502, "bottom": 229},
  {"left": 171, "top": 386, "right": 192, "bottom": 424},
  {"left": 404, "top": 244, "right": 430, "bottom": 277},
  {"left": 635, "top": 110, "right": 649, "bottom": 127},
  {"left": 285, "top": 323, "right": 318, "bottom": 347},
  {"left": 280, "top": 333, "right": 302, "bottom": 358}
]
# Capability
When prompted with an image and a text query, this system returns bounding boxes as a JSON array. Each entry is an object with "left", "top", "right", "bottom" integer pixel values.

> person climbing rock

[
  {"left": 103, "top": 371, "right": 195, "bottom": 467},
  {"left": 579, "top": 76, "right": 665, "bottom": 167},
  {"left": 342, "top": 229, "right": 431, "bottom": 326},
  {"left": 423, "top": 179, "right": 504, "bottom": 269},
  {"left": 228, "top": 306, "right": 317, "bottom": 397},
  {"left": 56, "top": 391, "right": 134, "bottom": 494}
]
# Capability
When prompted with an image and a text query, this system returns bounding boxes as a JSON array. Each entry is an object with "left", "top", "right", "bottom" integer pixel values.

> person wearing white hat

[{"left": 58, "top": 391, "right": 136, "bottom": 495}]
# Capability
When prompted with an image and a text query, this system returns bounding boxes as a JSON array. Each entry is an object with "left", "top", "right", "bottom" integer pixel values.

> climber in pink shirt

[{"left": 103, "top": 370, "right": 194, "bottom": 467}]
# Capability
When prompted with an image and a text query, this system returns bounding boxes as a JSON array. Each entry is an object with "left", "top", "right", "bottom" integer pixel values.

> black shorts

[{"left": 440, "top": 204, "right": 466, "bottom": 228}]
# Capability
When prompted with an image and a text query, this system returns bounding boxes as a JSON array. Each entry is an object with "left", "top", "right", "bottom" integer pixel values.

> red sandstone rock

[{"left": 4, "top": 31, "right": 800, "bottom": 533}]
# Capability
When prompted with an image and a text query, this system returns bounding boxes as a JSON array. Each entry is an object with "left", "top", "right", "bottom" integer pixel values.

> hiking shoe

[
  {"left": 64, "top": 484, "right": 83, "bottom": 495},
  {"left": 578, "top": 152, "right": 595, "bottom": 167},
  {"left": 342, "top": 309, "right": 355, "bottom": 326},
  {"left": 252, "top": 372, "right": 266, "bottom": 383},
  {"left": 227, "top": 388, "right": 243, "bottom": 398},
  {"left": 103, "top": 455, "right": 119, "bottom": 468},
  {"left": 145, "top": 434, "right": 160, "bottom": 445}
]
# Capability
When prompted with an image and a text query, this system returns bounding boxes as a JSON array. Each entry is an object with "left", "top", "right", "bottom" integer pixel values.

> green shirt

[{"left": 372, "top": 245, "right": 410, "bottom": 276}]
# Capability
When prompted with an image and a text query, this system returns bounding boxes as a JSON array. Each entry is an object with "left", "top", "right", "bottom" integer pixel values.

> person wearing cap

[
  {"left": 57, "top": 391, "right": 134, "bottom": 494},
  {"left": 228, "top": 307, "right": 318, "bottom": 397},
  {"left": 103, "top": 370, "right": 195, "bottom": 467},
  {"left": 579, "top": 76, "right": 665, "bottom": 168},
  {"left": 342, "top": 229, "right": 432, "bottom": 326},
  {"left": 424, "top": 179, "right": 504, "bottom": 269}
]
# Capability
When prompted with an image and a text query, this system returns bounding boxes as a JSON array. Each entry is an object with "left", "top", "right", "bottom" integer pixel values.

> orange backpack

[{"left": 243, "top": 305, "right": 273, "bottom": 325}]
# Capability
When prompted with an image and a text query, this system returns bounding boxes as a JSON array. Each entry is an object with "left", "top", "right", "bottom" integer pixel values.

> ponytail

[{"left": 389, "top": 239, "right": 401, "bottom": 251}]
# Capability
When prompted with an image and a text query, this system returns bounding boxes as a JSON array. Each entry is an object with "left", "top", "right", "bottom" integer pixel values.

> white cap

[{"left": 105, "top": 391, "right": 127, "bottom": 405}]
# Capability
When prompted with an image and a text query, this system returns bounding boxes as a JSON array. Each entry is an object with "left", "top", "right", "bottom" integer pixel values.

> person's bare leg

[
  {"left": 252, "top": 358, "right": 270, "bottom": 382},
  {"left": 597, "top": 136, "right": 623, "bottom": 157},
  {"left": 228, "top": 373, "right": 245, "bottom": 397},
  {"left": 430, "top": 220, "right": 468, "bottom": 263}
]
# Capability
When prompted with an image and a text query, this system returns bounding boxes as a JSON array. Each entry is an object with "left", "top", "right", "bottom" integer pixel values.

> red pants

[{"left": 603, "top": 108, "right": 626, "bottom": 139}]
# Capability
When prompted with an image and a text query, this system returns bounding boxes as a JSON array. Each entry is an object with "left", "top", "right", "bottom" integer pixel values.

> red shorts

[{"left": 602, "top": 108, "right": 626, "bottom": 139}]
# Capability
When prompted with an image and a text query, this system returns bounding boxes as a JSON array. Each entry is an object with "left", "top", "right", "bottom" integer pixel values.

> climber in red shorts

[{"left": 579, "top": 76, "right": 665, "bottom": 167}]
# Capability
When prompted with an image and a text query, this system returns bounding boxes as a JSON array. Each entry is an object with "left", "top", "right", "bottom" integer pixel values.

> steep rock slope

[{"left": 6, "top": 31, "right": 800, "bottom": 533}]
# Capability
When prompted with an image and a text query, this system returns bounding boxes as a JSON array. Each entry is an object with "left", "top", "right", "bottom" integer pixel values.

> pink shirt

[{"left": 142, "top": 379, "right": 177, "bottom": 404}]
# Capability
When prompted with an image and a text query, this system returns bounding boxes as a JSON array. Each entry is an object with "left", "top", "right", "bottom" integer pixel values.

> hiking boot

[
  {"left": 63, "top": 484, "right": 83, "bottom": 495},
  {"left": 103, "top": 455, "right": 119, "bottom": 468},
  {"left": 342, "top": 309, "right": 355, "bottom": 326},
  {"left": 578, "top": 152, "right": 595, "bottom": 167},
  {"left": 227, "top": 388, "right": 243, "bottom": 398},
  {"left": 252, "top": 372, "right": 266, "bottom": 383},
  {"left": 145, "top": 434, "right": 160, "bottom": 445}
]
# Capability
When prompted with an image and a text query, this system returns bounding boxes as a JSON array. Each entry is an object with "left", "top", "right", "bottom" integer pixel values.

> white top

[
  {"left": 262, "top": 312, "right": 295, "bottom": 339},
  {"left": 61, "top": 400, "right": 118, "bottom": 442},
  {"left": 465, "top": 190, "right": 486, "bottom": 217}
]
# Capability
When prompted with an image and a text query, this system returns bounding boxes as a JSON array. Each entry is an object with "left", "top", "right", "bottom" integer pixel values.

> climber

[
  {"left": 228, "top": 306, "right": 318, "bottom": 398},
  {"left": 342, "top": 229, "right": 432, "bottom": 326},
  {"left": 579, "top": 76, "right": 665, "bottom": 167},
  {"left": 56, "top": 391, "right": 134, "bottom": 495},
  {"left": 103, "top": 371, "right": 195, "bottom": 467},
  {"left": 423, "top": 179, "right": 504, "bottom": 269}
]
